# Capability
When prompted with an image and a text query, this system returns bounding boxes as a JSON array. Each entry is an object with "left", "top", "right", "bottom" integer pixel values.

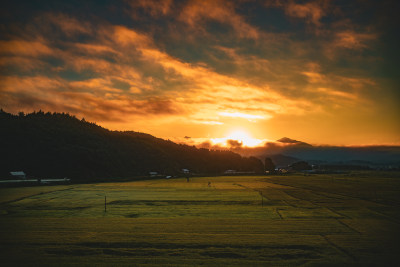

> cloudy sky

[{"left": 1, "top": 0, "right": 399, "bottom": 146}]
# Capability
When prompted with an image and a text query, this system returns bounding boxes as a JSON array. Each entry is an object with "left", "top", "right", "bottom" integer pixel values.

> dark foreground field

[{"left": 1, "top": 172, "right": 399, "bottom": 266}]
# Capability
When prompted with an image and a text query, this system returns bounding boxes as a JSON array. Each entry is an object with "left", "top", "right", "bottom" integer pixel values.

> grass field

[{"left": 1, "top": 172, "right": 399, "bottom": 266}]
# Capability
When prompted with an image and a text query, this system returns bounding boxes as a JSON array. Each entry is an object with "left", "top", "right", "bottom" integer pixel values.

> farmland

[{"left": 0, "top": 172, "right": 399, "bottom": 266}]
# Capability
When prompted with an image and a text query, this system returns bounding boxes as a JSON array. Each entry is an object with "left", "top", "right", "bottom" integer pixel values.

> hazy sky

[{"left": 1, "top": 0, "right": 399, "bottom": 146}]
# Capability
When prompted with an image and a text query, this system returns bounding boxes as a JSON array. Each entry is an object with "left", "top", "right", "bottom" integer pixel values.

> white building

[
  {"left": 149, "top": 172, "right": 158, "bottom": 177},
  {"left": 10, "top": 171, "right": 26, "bottom": 179}
]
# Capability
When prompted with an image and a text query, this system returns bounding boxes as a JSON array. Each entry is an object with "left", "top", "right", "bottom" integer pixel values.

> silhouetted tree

[
  {"left": 265, "top": 157, "right": 275, "bottom": 173},
  {"left": 290, "top": 161, "right": 312, "bottom": 171}
]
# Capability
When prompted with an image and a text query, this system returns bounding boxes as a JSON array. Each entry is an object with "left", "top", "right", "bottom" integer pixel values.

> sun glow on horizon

[{"left": 211, "top": 129, "right": 265, "bottom": 147}]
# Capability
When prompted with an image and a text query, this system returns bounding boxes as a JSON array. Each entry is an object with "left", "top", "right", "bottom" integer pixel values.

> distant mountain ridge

[
  {"left": 274, "top": 142, "right": 400, "bottom": 166},
  {"left": 260, "top": 138, "right": 400, "bottom": 168},
  {"left": 266, "top": 154, "right": 300, "bottom": 168},
  {"left": 0, "top": 110, "right": 264, "bottom": 180},
  {"left": 227, "top": 137, "right": 400, "bottom": 168}
]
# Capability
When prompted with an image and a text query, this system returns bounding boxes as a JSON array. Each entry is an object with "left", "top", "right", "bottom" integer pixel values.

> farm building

[{"left": 10, "top": 171, "right": 26, "bottom": 179}]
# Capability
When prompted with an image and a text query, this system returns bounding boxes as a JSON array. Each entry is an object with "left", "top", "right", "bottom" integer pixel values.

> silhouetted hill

[
  {"left": 229, "top": 137, "right": 400, "bottom": 169},
  {"left": 257, "top": 139, "right": 400, "bottom": 168},
  {"left": 280, "top": 145, "right": 400, "bottom": 166},
  {"left": 277, "top": 137, "right": 311, "bottom": 147},
  {"left": 0, "top": 110, "right": 264, "bottom": 180}
]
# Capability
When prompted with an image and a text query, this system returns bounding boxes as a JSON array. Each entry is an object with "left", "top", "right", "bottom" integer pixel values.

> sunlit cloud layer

[{"left": 0, "top": 0, "right": 398, "bottom": 145}]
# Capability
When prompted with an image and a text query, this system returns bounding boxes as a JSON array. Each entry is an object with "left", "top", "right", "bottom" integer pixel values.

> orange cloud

[
  {"left": 267, "top": 0, "right": 330, "bottom": 29},
  {"left": 285, "top": 0, "right": 329, "bottom": 26},
  {"left": 0, "top": 40, "right": 54, "bottom": 56},
  {"left": 179, "top": 0, "right": 260, "bottom": 39},
  {"left": 0, "top": 74, "right": 185, "bottom": 124},
  {"left": 72, "top": 43, "right": 120, "bottom": 56},
  {"left": 0, "top": 56, "right": 46, "bottom": 71},
  {"left": 295, "top": 67, "right": 379, "bottom": 114},
  {"left": 218, "top": 112, "right": 270, "bottom": 121},
  {"left": 68, "top": 78, "right": 120, "bottom": 93},
  {"left": 111, "top": 25, "right": 152, "bottom": 48},
  {"left": 43, "top": 13, "right": 92, "bottom": 37},
  {"left": 195, "top": 120, "right": 224, "bottom": 125},
  {"left": 334, "top": 31, "right": 376, "bottom": 50},
  {"left": 0, "top": 14, "right": 305, "bottom": 129},
  {"left": 302, "top": 71, "right": 325, "bottom": 84},
  {"left": 315, "top": 87, "right": 358, "bottom": 101}
]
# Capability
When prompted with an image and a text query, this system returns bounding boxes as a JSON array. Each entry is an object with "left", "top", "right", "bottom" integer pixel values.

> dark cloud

[
  {"left": 227, "top": 139, "right": 243, "bottom": 148},
  {"left": 143, "top": 98, "right": 182, "bottom": 115},
  {"left": 126, "top": 0, "right": 173, "bottom": 18}
]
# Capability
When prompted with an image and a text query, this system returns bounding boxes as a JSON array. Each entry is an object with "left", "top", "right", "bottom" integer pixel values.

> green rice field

[{"left": 1, "top": 172, "right": 399, "bottom": 266}]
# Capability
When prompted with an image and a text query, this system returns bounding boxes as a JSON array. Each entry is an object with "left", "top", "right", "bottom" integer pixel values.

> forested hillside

[{"left": 0, "top": 110, "right": 264, "bottom": 180}]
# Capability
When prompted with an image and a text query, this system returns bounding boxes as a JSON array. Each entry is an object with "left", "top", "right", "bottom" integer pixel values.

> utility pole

[{"left": 104, "top": 195, "right": 107, "bottom": 212}]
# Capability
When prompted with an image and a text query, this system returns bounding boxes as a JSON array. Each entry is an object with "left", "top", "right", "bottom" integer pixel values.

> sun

[
  {"left": 209, "top": 128, "right": 265, "bottom": 148},
  {"left": 226, "top": 130, "right": 251, "bottom": 142},
  {"left": 225, "top": 129, "right": 264, "bottom": 147}
]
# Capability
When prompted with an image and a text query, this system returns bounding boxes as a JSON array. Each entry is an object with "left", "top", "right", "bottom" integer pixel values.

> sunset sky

[{"left": 1, "top": 0, "right": 399, "bottom": 146}]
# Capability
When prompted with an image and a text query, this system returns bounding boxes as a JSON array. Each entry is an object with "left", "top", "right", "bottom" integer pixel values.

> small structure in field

[
  {"left": 277, "top": 168, "right": 288, "bottom": 174},
  {"left": 149, "top": 172, "right": 158, "bottom": 177},
  {"left": 181, "top": 169, "right": 190, "bottom": 174},
  {"left": 10, "top": 171, "right": 26, "bottom": 179},
  {"left": 224, "top": 170, "right": 236, "bottom": 175}
]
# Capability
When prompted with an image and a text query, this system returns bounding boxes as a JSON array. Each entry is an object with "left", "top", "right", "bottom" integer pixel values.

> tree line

[{"left": 0, "top": 110, "right": 264, "bottom": 180}]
